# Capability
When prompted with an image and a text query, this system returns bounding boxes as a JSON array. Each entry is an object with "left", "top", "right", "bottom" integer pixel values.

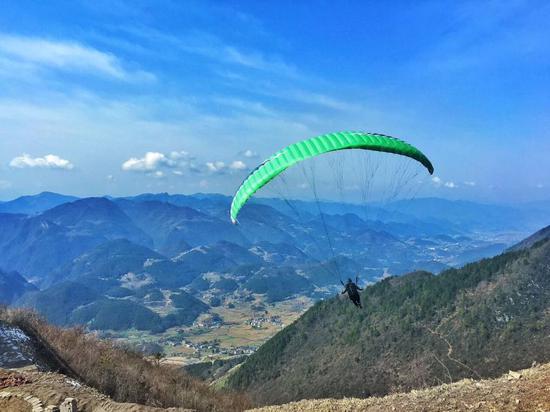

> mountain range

[
  {"left": 0, "top": 192, "right": 78, "bottom": 215},
  {"left": 0, "top": 191, "right": 548, "bottom": 336}
]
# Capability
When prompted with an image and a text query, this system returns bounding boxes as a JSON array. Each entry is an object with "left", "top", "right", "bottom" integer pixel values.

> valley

[
  {"left": 107, "top": 295, "right": 313, "bottom": 365},
  {"left": 0, "top": 192, "right": 548, "bottom": 368}
]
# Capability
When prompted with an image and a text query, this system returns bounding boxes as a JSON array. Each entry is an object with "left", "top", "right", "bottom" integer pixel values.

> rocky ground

[
  {"left": 0, "top": 367, "right": 193, "bottom": 412},
  {"left": 1, "top": 362, "right": 549, "bottom": 411},
  {"left": 249, "top": 362, "right": 550, "bottom": 412}
]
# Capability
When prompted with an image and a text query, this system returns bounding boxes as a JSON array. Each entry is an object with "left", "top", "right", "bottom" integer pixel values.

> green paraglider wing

[{"left": 230, "top": 131, "right": 434, "bottom": 224}]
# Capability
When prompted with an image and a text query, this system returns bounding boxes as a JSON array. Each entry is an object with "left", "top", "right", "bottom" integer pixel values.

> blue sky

[{"left": 0, "top": 0, "right": 548, "bottom": 203}]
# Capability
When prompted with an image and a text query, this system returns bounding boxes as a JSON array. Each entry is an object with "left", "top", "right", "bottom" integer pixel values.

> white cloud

[
  {"left": 229, "top": 160, "right": 247, "bottom": 170},
  {"left": 0, "top": 33, "right": 154, "bottom": 82},
  {"left": 122, "top": 150, "right": 191, "bottom": 174},
  {"left": 169, "top": 150, "right": 191, "bottom": 159},
  {"left": 536, "top": 183, "right": 544, "bottom": 189},
  {"left": 240, "top": 149, "right": 258, "bottom": 158},
  {"left": 464, "top": 181, "right": 476, "bottom": 186},
  {"left": 172, "top": 170, "right": 184, "bottom": 176},
  {"left": 206, "top": 161, "right": 226, "bottom": 173},
  {"left": 122, "top": 152, "right": 168, "bottom": 171},
  {"left": 10, "top": 153, "right": 74, "bottom": 170},
  {"left": 205, "top": 159, "right": 248, "bottom": 174},
  {"left": 432, "top": 176, "right": 457, "bottom": 189}
]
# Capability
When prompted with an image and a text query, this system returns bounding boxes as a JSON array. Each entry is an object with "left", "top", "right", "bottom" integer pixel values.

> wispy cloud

[
  {"left": 432, "top": 176, "right": 457, "bottom": 189},
  {"left": 213, "top": 97, "right": 276, "bottom": 117},
  {"left": 9, "top": 154, "right": 74, "bottom": 170},
  {"left": 0, "top": 33, "right": 154, "bottom": 82},
  {"left": 282, "top": 90, "right": 361, "bottom": 112},
  {"left": 416, "top": 2, "right": 550, "bottom": 73},
  {"left": 213, "top": 73, "right": 359, "bottom": 113},
  {"left": 222, "top": 46, "right": 297, "bottom": 76},
  {"left": 120, "top": 27, "right": 298, "bottom": 78}
]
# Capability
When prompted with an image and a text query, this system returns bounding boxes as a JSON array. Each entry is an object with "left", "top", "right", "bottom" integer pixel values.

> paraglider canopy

[{"left": 230, "top": 131, "right": 433, "bottom": 224}]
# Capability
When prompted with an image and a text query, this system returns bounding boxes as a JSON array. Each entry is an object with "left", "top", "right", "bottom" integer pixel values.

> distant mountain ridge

[
  {"left": 0, "top": 192, "right": 78, "bottom": 214},
  {"left": 116, "top": 199, "right": 245, "bottom": 253},
  {"left": 42, "top": 197, "right": 153, "bottom": 247},
  {"left": 388, "top": 197, "right": 547, "bottom": 232},
  {"left": 0, "top": 192, "right": 546, "bottom": 284},
  {"left": 508, "top": 224, "right": 550, "bottom": 251},
  {"left": 2, "top": 191, "right": 549, "bottom": 339},
  {"left": 0, "top": 192, "right": 542, "bottom": 278}
]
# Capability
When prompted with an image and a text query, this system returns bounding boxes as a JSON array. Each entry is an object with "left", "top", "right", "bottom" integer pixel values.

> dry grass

[
  {"left": 249, "top": 362, "right": 550, "bottom": 411},
  {"left": 0, "top": 308, "right": 251, "bottom": 411}
]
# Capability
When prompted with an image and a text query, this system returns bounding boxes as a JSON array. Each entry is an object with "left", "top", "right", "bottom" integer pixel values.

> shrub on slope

[{"left": 0, "top": 307, "right": 250, "bottom": 411}]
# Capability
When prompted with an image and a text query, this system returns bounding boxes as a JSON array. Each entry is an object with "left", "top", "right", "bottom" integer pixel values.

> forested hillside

[{"left": 227, "top": 238, "right": 550, "bottom": 405}]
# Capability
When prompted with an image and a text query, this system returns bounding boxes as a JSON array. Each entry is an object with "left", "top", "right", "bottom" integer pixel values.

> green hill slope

[{"left": 227, "top": 238, "right": 550, "bottom": 405}]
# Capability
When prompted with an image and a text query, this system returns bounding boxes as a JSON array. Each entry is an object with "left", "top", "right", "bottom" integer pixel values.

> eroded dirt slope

[
  {"left": 250, "top": 362, "right": 550, "bottom": 412},
  {"left": 1, "top": 362, "right": 549, "bottom": 411}
]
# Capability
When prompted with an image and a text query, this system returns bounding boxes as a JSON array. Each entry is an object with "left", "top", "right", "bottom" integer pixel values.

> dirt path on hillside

[{"left": 250, "top": 363, "right": 550, "bottom": 412}]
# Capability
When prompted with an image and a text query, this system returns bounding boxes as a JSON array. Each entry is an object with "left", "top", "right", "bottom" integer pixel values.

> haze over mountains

[
  {"left": 0, "top": 192, "right": 78, "bottom": 215},
  {"left": 0, "top": 191, "right": 548, "bottom": 336}
]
